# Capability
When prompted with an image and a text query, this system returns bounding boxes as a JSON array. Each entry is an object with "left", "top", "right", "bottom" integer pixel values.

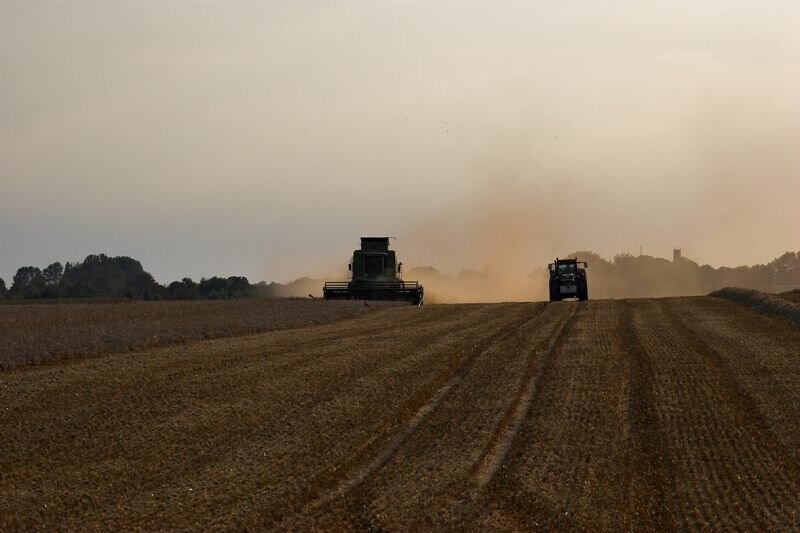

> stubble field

[
  {"left": 0, "top": 299, "right": 388, "bottom": 371},
  {"left": 1, "top": 296, "right": 799, "bottom": 530}
]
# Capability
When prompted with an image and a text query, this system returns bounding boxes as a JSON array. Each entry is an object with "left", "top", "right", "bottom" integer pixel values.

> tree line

[
  {"left": 1, "top": 250, "right": 798, "bottom": 302},
  {"left": 0, "top": 254, "right": 297, "bottom": 301},
  {"left": 564, "top": 250, "right": 800, "bottom": 299}
]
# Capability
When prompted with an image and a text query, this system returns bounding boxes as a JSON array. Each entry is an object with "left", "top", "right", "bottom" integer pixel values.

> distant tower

[{"left": 673, "top": 248, "right": 682, "bottom": 262}]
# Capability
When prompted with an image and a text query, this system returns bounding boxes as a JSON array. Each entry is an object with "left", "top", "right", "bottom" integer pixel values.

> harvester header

[{"left": 323, "top": 237, "right": 424, "bottom": 305}]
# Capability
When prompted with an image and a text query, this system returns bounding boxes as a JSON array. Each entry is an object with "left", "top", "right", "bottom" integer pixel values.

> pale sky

[{"left": 2, "top": 1, "right": 798, "bottom": 283}]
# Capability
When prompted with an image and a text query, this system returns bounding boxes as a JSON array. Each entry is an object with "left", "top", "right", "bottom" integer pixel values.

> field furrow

[
  {"left": 617, "top": 300, "right": 685, "bottom": 530},
  {"left": 671, "top": 297, "right": 800, "bottom": 462},
  {"left": 483, "top": 300, "right": 658, "bottom": 530},
  {"left": 473, "top": 302, "right": 579, "bottom": 490},
  {"left": 1, "top": 303, "right": 536, "bottom": 529},
  {"left": 286, "top": 302, "right": 563, "bottom": 530},
  {"left": 2, "top": 296, "right": 799, "bottom": 530},
  {"left": 629, "top": 299, "right": 800, "bottom": 530}
]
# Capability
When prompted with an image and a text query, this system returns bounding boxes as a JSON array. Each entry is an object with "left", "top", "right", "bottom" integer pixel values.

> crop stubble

[
  {"left": 1, "top": 297, "right": 799, "bottom": 530},
  {"left": 0, "top": 299, "right": 396, "bottom": 371}
]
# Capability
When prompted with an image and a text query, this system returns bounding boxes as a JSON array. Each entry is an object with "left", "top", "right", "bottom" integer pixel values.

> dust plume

[
  {"left": 395, "top": 116, "right": 799, "bottom": 304},
  {"left": 399, "top": 176, "right": 555, "bottom": 303}
]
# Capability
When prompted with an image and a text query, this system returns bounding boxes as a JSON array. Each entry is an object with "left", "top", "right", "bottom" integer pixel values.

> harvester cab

[
  {"left": 324, "top": 237, "right": 424, "bottom": 305},
  {"left": 548, "top": 258, "right": 589, "bottom": 302}
]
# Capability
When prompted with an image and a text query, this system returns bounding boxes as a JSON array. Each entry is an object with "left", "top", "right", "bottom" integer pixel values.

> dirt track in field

[{"left": 1, "top": 297, "right": 799, "bottom": 530}]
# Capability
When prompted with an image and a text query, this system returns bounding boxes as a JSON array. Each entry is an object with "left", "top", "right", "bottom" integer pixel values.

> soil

[{"left": 1, "top": 297, "right": 798, "bottom": 530}]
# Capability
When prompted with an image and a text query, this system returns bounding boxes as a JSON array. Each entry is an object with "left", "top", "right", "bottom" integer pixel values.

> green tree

[
  {"left": 166, "top": 278, "right": 200, "bottom": 300},
  {"left": 11, "top": 266, "right": 45, "bottom": 297},
  {"left": 0, "top": 278, "right": 6, "bottom": 299},
  {"left": 12, "top": 266, "right": 43, "bottom": 289},
  {"left": 197, "top": 276, "right": 253, "bottom": 299},
  {"left": 43, "top": 262, "right": 64, "bottom": 287},
  {"left": 60, "top": 254, "right": 162, "bottom": 298}
]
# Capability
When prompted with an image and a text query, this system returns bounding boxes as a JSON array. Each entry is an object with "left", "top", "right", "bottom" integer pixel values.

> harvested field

[
  {"left": 1, "top": 297, "right": 799, "bottom": 530},
  {"left": 0, "top": 299, "right": 391, "bottom": 371}
]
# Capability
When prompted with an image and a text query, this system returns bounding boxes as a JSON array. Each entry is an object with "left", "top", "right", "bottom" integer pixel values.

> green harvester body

[{"left": 323, "top": 237, "right": 424, "bottom": 305}]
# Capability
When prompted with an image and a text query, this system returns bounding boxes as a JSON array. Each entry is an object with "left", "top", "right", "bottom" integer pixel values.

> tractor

[{"left": 548, "top": 258, "right": 588, "bottom": 301}]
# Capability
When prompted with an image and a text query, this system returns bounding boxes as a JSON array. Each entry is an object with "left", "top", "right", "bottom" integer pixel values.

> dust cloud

[
  {"left": 393, "top": 111, "right": 800, "bottom": 304},
  {"left": 399, "top": 176, "right": 553, "bottom": 303}
]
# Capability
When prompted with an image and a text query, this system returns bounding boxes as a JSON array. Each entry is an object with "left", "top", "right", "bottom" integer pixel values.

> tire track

[
  {"left": 473, "top": 301, "right": 580, "bottom": 488},
  {"left": 671, "top": 297, "right": 800, "bottom": 463},
  {"left": 284, "top": 304, "right": 546, "bottom": 521},
  {"left": 631, "top": 299, "right": 739, "bottom": 529},
  {"left": 632, "top": 299, "right": 800, "bottom": 530},
  {"left": 478, "top": 300, "right": 673, "bottom": 531},
  {"left": 658, "top": 299, "right": 800, "bottom": 528},
  {"left": 618, "top": 300, "right": 685, "bottom": 531},
  {"left": 323, "top": 302, "right": 578, "bottom": 531}
]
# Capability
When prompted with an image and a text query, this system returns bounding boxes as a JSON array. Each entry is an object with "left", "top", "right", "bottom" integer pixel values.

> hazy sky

[{"left": 2, "top": 1, "right": 798, "bottom": 284}]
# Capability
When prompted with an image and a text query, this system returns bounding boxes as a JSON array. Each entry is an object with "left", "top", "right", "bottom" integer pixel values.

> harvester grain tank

[
  {"left": 323, "top": 237, "right": 424, "bottom": 305},
  {"left": 548, "top": 258, "right": 589, "bottom": 301}
]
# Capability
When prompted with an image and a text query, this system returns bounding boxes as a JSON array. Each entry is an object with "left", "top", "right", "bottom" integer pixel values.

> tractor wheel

[
  {"left": 549, "top": 284, "right": 560, "bottom": 302},
  {"left": 577, "top": 283, "right": 589, "bottom": 301}
]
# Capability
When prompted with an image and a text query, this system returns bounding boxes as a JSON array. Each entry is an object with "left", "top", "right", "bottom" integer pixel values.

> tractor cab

[
  {"left": 555, "top": 261, "right": 578, "bottom": 275},
  {"left": 350, "top": 237, "right": 398, "bottom": 282}
]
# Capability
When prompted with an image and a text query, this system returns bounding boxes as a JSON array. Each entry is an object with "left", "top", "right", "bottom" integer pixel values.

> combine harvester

[
  {"left": 548, "top": 257, "right": 589, "bottom": 302},
  {"left": 323, "top": 237, "right": 424, "bottom": 305}
]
